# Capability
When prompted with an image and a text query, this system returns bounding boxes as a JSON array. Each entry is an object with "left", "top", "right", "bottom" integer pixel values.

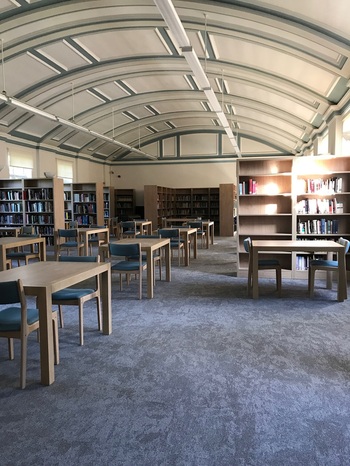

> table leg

[
  {"left": 39, "top": 239, "right": 46, "bottom": 262},
  {"left": 100, "top": 267, "right": 112, "bottom": 333},
  {"left": 193, "top": 232, "right": 197, "bottom": 259},
  {"left": 164, "top": 243, "right": 171, "bottom": 282},
  {"left": 252, "top": 246, "right": 259, "bottom": 299},
  {"left": 146, "top": 249, "right": 154, "bottom": 298},
  {"left": 0, "top": 244, "right": 6, "bottom": 271},
  {"left": 337, "top": 251, "right": 347, "bottom": 302},
  {"left": 37, "top": 289, "right": 55, "bottom": 385}
]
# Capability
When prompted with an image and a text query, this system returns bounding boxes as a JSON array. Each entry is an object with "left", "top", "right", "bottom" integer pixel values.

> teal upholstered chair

[
  {"left": 119, "top": 221, "right": 140, "bottom": 238},
  {"left": 308, "top": 237, "right": 349, "bottom": 298},
  {"left": 158, "top": 228, "right": 184, "bottom": 266},
  {"left": 88, "top": 224, "right": 107, "bottom": 254},
  {"left": 243, "top": 237, "right": 282, "bottom": 297},
  {"left": 55, "top": 228, "right": 83, "bottom": 259},
  {"left": 52, "top": 255, "right": 101, "bottom": 345},
  {"left": 0, "top": 279, "right": 59, "bottom": 389},
  {"left": 127, "top": 234, "right": 162, "bottom": 283},
  {"left": 109, "top": 242, "right": 147, "bottom": 299}
]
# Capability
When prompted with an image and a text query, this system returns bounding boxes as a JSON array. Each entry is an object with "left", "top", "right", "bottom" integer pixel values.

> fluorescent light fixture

[
  {"left": 154, "top": 0, "right": 241, "bottom": 157},
  {"left": 154, "top": 0, "right": 190, "bottom": 49},
  {"left": 10, "top": 98, "right": 58, "bottom": 121}
]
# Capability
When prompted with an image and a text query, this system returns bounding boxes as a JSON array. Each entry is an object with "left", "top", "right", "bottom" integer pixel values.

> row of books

[
  {"left": 297, "top": 198, "right": 343, "bottom": 214},
  {"left": 25, "top": 214, "right": 54, "bottom": 224},
  {"left": 302, "top": 177, "right": 343, "bottom": 194},
  {"left": 24, "top": 188, "right": 53, "bottom": 200},
  {"left": 297, "top": 218, "right": 339, "bottom": 234},
  {"left": 0, "top": 214, "right": 23, "bottom": 223},
  {"left": 239, "top": 179, "right": 257, "bottom": 195},
  {"left": 74, "top": 204, "right": 96, "bottom": 214},
  {"left": 0, "top": 190, "right": 22, "bottom": 200},
  {"left": 0, "top": 203, "right": 23, "bottom": 212},
  {"left": 73, "top": 193, "right": 96, "bottom": 202},
  {"left": 75, "top": 215, "right": 97, "bottom": 225},
  {"left": 25, "top": 201, "right": 53, "bottom": 213}
]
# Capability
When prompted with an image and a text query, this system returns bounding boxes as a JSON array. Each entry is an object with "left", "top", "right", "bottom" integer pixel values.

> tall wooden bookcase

[
  {"left": 0, "top": 177, "right": 65, "bottom": 245},
  {"left": 144, "top": 184, "right": 235, "bottom": 234},
  {"left": 115, "top": 189, "right": 135, "bottom": 221},
  {"left": 103, "top": 186, "right": 115, "bottom": 226},
  {"left": 71, "top": 182, "right": 104, "bottom": 226},
  {"left": 236, "top": 155, "right": 350, "bottom": 277}
]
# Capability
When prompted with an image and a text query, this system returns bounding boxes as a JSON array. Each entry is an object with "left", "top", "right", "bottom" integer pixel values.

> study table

[
  {"left": 0, "top": 236, "right": 46, "bottom": 271},
  {"left": 135, "top": 220, "right": 152, "bottom": 235},
  {"left": 162, "top": 218, "right": 214, "bottom": 248},
  {"left": 161, "top": 227, "right": 197, "bottom": 266},
  {"left": 0, "top": 260, "right": 111, "bottom": 385},
  {"left": 78, "top": 226, "right": 110, "bottom": 255},
  {"left": 251, "top": 240, "right": 347, "bottom": 301},
  {"left": 0, "top": 226, "right": 21, "bottom": 237},
  {"left": 100, "top": 237, "right": 171, "bottom": 299}
]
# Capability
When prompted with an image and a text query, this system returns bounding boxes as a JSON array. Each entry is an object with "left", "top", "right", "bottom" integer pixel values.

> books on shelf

[
  {"left": 239, "top": 179, "right": 257, "bottom": 195},
  {"left": 297, "top": 218, "right": 339, "bottom": 234}
]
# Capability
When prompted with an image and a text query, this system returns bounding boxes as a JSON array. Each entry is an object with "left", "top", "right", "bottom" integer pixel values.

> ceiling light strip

[{"left": 154, "top": 0, "right": 241, "bottom": 157}]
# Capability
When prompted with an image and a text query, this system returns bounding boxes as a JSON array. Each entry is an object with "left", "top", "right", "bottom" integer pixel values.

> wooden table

[
  {"left": 163, "top": 218, "right": 214, "bottom": 249},
  {"left": 251, "top": 240, "right": 347, "bottom": 301},
  {"left": 161, "top": 227, "right": 197, "bottom": 266},
  {"left": 135, "top": 220, "right": 152, "bottom": 235},
  {"left": 100, "top": 237, "right": 171, "bottom": 299},
  {"left": 0, "top": 261, "right": 111, "bottom": 385},
  {"left": 0, "top": 236, "right": 46, "bottom": 271},
  {"left": 78, "top": 227, "right": 110, "bottom": 255}
]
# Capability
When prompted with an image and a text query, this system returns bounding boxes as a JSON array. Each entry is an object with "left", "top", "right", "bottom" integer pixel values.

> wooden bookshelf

[
  {"left": 115, "top": 189, "right": 135, "bottom": 221},
  {"left": 144, "top": 184, "right": 235, "bottom": 234},
  {"left": 103, "top": 186, "right": 115, "bottom": 226},
  {"left": 72, "top": 182, "right": 104, "bottom": 226},
  {"left": 219, "top": 183, "right": 236, "bottom": 236},
  {"left": 0, "top": 179, "right": 24, "bottom": 229},
  {"left": 237, "top": 155, "right": 350, "bottom": 278}
]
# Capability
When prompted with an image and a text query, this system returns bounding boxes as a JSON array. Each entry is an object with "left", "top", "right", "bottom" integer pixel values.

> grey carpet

[{"left": 1, "top": 238, "right": 350, "bottom": 466}]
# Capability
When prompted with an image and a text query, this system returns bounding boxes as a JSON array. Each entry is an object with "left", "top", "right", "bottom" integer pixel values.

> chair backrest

[
  {"left": 20, "top": 226, "right": 35, "bottom": 236},
  {"left": 243, "top": 237, "right": 252, "bottom": 254},
  {"left": 158, "top": 228, "right": 180, "bottom": 239},
  {"left": 188, "top": 221, "right": 203, "bottom": 230},
  {"left": 120, "top": 221, "right": 136, "bottom": 231},
  {"left": 58, "top": 255, "right": 100, "bottom": 263},
  {"left": 109, "top": 242, "right": 141, "bottom": 258},
  {"left": 68, "top": 221, "right": 79, "bottom": 229},
  {"left": 339, "top": 237, "right": 350, "bottom": 254},
  {"left": 0, "top": 279, "right": 25, "bottom": 307},
  {"left": 58, "top": 228, "right": 78, "bottom": 239}
]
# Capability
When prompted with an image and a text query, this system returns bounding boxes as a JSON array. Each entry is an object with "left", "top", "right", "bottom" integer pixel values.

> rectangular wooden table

[
  {"left": 161, "top": 227, "right": 197, "bottom": 266},
  {"left": 162, "top": 218, "right": 214, "bottom": 249},
  {"left": 0, "top": 236, "right": 46, "bottom": 271},
  {"left": 251, "top": 240, "right": 347, "bottom": 301},
  {"left": 0, "top": 261, "right": 111, "bottom": 385},
  {"left": 78, "top": 227, "right": 110, "bottom": 255},
  {"left": 0, "top": 226, "right": 21, "bottom": 237},
  {"left": 135, "top": 220, "right": 152, "bottom": 235},
  {"left": 100, "top": 237, "right": 171, "bottom": 299}
]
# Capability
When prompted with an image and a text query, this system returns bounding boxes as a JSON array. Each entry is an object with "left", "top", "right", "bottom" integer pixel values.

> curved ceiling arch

[{"left": 0, "top": 0, "right": 350, "bottom": 163}]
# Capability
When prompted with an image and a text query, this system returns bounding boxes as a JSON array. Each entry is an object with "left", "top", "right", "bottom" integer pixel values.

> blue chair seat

[
  {"left": 112, "top": 260, "right": 146, "bottom": 272},
  {"left": 0, "top": 307, "right": 39, "bottom": 331},
  {"left": 52, "top": 288, "right": 96, "bottom": 300},
  {"left": 309, "top": 259, "right": 338, "bottom": 268}
]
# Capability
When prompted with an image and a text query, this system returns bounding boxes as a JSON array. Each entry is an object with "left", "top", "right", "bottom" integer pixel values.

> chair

[
  {"left": 308, "top": 237, "right": 350, "bottom": 298},
  {"left": 109, "top": 242, "right": 147, "bottom": 299},
  {"left": 158, "top": 228, "right": 184, "bottom": 266},
  {"left": 119, "top": 221, "right": 140, "bottom": 238},
  {"left": 0, "top": 279, "right": 59, "bottom": 389},
  {"left": 109, "top": 217, "right": 119, "bottom": 237},
  {"left": 52, "top": 256, "right": 101, "bottom": 346},
  {"left": 243, "top": 237, "right": 282, "bottom": 297},
  {"left": 88, "top": 225, "right": 107, "bottom": 254},
  {"left": 187, "top": 221, "right": 206, "bottom": 248},
  {"left": 6, "top": 226, "right": 42, "bottom": 267},
  {"left": 55, "top": 228, "right": 83, "bottom": 259}
]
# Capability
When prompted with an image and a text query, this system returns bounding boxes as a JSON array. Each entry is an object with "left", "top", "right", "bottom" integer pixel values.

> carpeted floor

[{"left": 1, "top": 237, "right": 350, "bottom": 466}]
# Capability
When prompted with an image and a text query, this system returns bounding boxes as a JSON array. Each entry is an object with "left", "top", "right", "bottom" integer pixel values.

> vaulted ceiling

[{"left": 0, "top": 0, "right": 350, "bottom": 163}]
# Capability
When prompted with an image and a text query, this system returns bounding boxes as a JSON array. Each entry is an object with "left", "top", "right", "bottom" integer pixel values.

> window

[
  {"left": 57, "top": 159, "right": 73, "bottom": 183},
  {"left": 9, "top": 151, "right": 33, "bottom": 179}
]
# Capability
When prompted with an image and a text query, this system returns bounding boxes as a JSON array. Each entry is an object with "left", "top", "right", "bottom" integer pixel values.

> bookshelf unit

[
  {"left": 64, "top": 184, "right": 73, "bottom": 228},
  {"left": 72, "top": 182, "right": 104, "bottom": 226},
  {"left": 144, "top": 184, "right": 235, "bottom": 234},
  {"left": 103, "top": 186, "right": 115, "bottom": 226},
  {"left": 237, "top": 158, "right": 294, "bottom": 275},
  {"left": 0, "top": 179, "right": 24, "bottom": 228},
  {"left": 219, "top": 183, "right": 236, "bottom": 236},
  {"left": 293, "top": 156, "right": 350, "bottom": 275},
  {"left": 237, "top": 155, "right": 350, "bottom": 278},
  {"left": 115, "top": 189, "right": 135, "bottom": 221}
]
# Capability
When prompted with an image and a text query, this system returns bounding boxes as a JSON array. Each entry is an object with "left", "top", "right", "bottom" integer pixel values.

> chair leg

[
  {"left": 20, "top": 336, "right": 28, "bottom": 389},
  {"left": 8, "top": 338, "right": 14, "bottom": 360},
  {"left": 139, "top": 271, "right": 142, "bottom": 300},
  {"left": 96, "top": 296, "right": 101, "bottom": 331},
  {"left": 276, "top": 268, "right": 282, "bottom": 298},
  {"left": 309, "top": 266, "right": 315, "bottom": 298},
  {"left": 52, "top": 311, "right": 60, "bottom": 365},
  {"left": 58, "top": 305, "right": 64, "bottom": 328}
]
